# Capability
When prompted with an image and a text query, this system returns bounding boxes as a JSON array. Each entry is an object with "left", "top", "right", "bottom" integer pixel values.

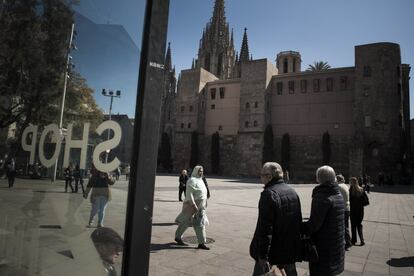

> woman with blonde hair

[
  {"left": 174, "top": 165, "right": 210, "bottom": 250},
  {"left": 349, "top": 177, "right": 366, "bottom": 246}
]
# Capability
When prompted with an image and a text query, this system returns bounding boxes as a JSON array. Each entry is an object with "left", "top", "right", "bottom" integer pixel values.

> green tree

[
  {"left": 322, "top": 131, "right": 331, "bottom": 165},
  {"left": 211, "top": 132, "right": 220, "bottom": 174},
  {"left": 281, "top": 133, "right": 290, "bottom": 171},
  {"left": 190, "top": 131, "right": 198, "bottom": 168},
  {"left": 307, "top": 61, "right": 331, "bottom": 71},
  {"left": 262, "top": 125, "right": 275, "bottom": 164},
  {"left": 0, "top": 0, "right": 75, "bottom": 130}
]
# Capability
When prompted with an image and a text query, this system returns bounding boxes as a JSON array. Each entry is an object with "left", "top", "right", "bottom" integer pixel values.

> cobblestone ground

[{"left": 0, "top": 176, "right": 413, "bottom": 275}]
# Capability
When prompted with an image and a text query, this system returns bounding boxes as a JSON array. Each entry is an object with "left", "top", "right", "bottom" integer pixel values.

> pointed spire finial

[
  {"left": 239, "top": 27, "right": 250, "bottom": 62},
  {"left": 165, "top": 42, "right": 172, "bottom": 70}
]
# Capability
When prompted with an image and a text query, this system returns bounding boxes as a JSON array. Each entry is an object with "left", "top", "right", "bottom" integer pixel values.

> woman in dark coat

[
  {"left": 349, "top": 177, "right": 366, "bottom": 246},
  {"left": 303, "top": 165, "right": 345, "bottom": 276}
]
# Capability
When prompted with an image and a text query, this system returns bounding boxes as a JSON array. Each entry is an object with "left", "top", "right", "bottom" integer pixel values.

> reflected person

[
  {"left": 84, "top": 171, "right": 115, "bottom": 227},
  {"left": 91, "top": 227, "right": 123, "bottom": 276}
]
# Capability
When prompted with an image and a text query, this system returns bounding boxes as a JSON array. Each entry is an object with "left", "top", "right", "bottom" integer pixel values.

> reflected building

[
  {"left": 173, "top": 0, "right": 411, "bottom": 181},
  {"left": 104, "top": 114, "right": 134, "bottom": 166}
]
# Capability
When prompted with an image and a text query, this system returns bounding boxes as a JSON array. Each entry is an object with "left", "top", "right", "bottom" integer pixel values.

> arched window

[
  {"left": 253, "top": 120, "right": 258, "bottom": 127},
  {"left": 245, "top": 102, "right": 250, "bottom": 109},
  {"left": 254, "top": 101, "right": 258, "bottom": 108},
  {"left": 283, "top": 58, "right": 288, "bottom": 73},
  {"left": 293, "top": 58, "right": 296, "bottom": 72}
]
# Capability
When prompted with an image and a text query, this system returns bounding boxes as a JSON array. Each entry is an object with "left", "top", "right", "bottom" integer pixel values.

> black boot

[{"left": 197, "top": 243, "right": 210, "bottom": 250}]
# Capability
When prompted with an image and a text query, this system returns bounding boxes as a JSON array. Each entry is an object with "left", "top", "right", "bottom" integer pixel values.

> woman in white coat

[{"left": 174, "top": 165, "right": 210, "bottom": 250}]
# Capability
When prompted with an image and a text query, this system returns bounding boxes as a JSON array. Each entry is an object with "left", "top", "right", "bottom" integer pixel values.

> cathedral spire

[
  {"left": 239, "top": 28, "right": 250, "bottom": 62},
  {"left": 165, "top": 42, "right": 172, "bottom": 70},
  {"left": 212, "top": 0, "right": 225, "bottom": 30}
]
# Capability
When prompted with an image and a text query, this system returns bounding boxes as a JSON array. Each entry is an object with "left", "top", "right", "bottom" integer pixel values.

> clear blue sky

[{"left": 167, "top": 0, "right": 414, "bottom": 117}]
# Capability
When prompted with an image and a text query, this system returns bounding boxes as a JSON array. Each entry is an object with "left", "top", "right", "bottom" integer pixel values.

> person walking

[
  {"left": 174, "top": 165, "right": 210, "bottom": 250},
  {"left": 336, "top": 174, "right": 352, "bottom": 250},
  {"left": 284, "top": 170, "right": 290, "bottom": 184},
  {"left": 84, "top": 171, "right": 115, "bottom": 228},
  {"left": 125, "top": 165, "right": 130, "bottom": 181},
  {"left": 302, "top": 166, "right": 345, "bottom": 276},
  {"left": 64, "top": 165, "right": 74, "bottom": 193},
  {"left": 73, "top": 164, "right": 85, "bottom": 194},
  {"left": 5, "top": 156, "right": 16, "bottom": 188},
  {"left": 178, "top": 169, "right": 188, "bottom": 201},
  {"left": 250, "top": 162, "right": 302, "bottom": 276},
  {"left": 349, "top": 177, "right": 367, "bottom": 246}
]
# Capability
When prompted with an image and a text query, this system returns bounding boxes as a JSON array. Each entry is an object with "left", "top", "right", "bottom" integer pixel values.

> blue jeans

[{"left": 89, "top": 196, "right": 108, "bottom": 225}]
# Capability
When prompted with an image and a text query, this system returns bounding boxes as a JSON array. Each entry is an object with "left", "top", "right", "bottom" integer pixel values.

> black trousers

[
  {"left": 7, "top": 172, "right": 16, "bottom": 188},
  {"left": 351, "top": 209, "right": 364, "bottom": 244},
  {"left": 65, "top": 178, "right": 74, "bottom": 192},
  {"left": 178, "top": 186, "right": 186, "bottom": 201},
  {"left": 74, "top": 178, "right": 85, "bottom": 193}
]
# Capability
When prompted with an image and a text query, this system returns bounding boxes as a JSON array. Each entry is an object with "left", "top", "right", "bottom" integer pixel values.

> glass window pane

[{"left": 0, "top": 0, "right": 147, "bottom": 274}]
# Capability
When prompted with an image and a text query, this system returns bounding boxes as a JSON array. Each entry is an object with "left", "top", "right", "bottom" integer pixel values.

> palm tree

[{"left": 307, "top": 61, "right": 331, "bottom": 71}]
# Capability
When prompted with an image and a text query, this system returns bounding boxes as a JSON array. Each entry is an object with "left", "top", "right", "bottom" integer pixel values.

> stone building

[
  {"left": 159, "top": 43, "right": 177, "bottom": 148},
  {"left": 173, "top": 0, "right": 411, "bottom": 181}
]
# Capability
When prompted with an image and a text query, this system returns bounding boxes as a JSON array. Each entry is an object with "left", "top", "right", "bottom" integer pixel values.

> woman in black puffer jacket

[{"left": 303, "top": 165, "right": 345, "bottom": 276}]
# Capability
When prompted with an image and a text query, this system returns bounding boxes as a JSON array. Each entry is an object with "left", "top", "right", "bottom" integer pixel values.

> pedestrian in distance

[
  {"left": 84, "top": 171, "right": 115, "bottom": 228},
  {"left": 73, "top": 164, "right": 85, "bottom": 194},
  {"left": 302, "top": 165, "right": 345, "bottom": 276},
  {"left": 284, "top": 170, "right": 290, "bottom": 184},
  {"left": 5, "top": 156, "right": 16, "bottom": 188},
  {"left": 250, "top": 162, "right": 302, "bottom": 276},
  {"left": 114, "top": 167, "right": 120, "bottom": 180},
  {"left": 364, "top": 176, "right": 371, "bottom": 193},
  {"left": 125, "top": 165, "right": 130, "bottom": 181},
  {"left": 64, "top": 164, "right": 74, "bottom": 192},
  {"left": 178, "top": 169, "right": 188, "bottom": 201},
  {"left": 378, "top": 172, "right": 384, "bottom": 186},
  {"left": 175, "top": 165, "right": 210, "bottom": 250},
  {"left": 336, "top": 174, "right": 352, "bottom": 251},
  {"left": 349, "top": 177, "right": 368, "bottom": 246}
]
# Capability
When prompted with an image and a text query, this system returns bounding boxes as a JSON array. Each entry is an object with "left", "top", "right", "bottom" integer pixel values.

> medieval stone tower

[
  {"left": 195, "top": 0, "right": 236, "bottom": 79},
  {"left": 158, "top": 42, "right": 177, "bottom": 170}
]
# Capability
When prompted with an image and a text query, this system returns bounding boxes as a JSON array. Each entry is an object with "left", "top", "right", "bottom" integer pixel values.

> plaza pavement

[{"left": 0, "top": 175, "right": 413, "bottom": 275}]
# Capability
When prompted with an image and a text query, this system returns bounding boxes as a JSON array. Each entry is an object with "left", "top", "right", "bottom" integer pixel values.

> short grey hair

[
  {"left": 316, "top": 165, "right": 336, "bottom": 184},
  {"left": 262, "top": 162, "right": 284, "bottom": 179}
]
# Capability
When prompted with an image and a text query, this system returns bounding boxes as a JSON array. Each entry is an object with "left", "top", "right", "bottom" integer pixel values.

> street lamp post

[
  {"left": 102, "top": 89, "right": 121, "bottom": 163},
  {"left": 52, "top": 22, "right": 76, "bottom": 182}
]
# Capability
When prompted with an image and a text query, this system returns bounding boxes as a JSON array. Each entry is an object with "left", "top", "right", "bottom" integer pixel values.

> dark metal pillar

[{"left": 122, "top": 0, "right": 169, "bottom": 275}]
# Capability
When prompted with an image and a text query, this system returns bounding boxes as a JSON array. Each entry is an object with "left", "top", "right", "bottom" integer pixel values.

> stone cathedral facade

[{"left": 171, "top": 0, "right": 411, "bottom": 182}]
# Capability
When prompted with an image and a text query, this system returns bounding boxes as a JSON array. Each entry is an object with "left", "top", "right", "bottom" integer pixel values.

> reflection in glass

[{"left": 0, "top": 0, "right": 145, "bottom": 274}]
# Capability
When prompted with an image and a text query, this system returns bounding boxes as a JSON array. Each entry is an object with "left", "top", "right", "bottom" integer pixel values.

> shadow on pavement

[
  {"left": 152, "top": 222, "right": 177, "bottom": 226},
  {"left": 154, "top": 199, "right": 179, "bottom": 203},
  {"left": 371, "top": 185, "right": 414, "bottom": 194},
  {"left": 150, "top": 243, "right": 194, "bottom": 252},
  {"left": 387, "top": 256, "right": 414, "bottom": 267},
  {"left": 33, "top": 190, "right": 67, "bottom": 194}
]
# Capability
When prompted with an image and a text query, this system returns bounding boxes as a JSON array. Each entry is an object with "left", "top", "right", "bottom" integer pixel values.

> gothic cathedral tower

[{"left": 195, "top": 0, "right": 236, "bottom": 79}]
